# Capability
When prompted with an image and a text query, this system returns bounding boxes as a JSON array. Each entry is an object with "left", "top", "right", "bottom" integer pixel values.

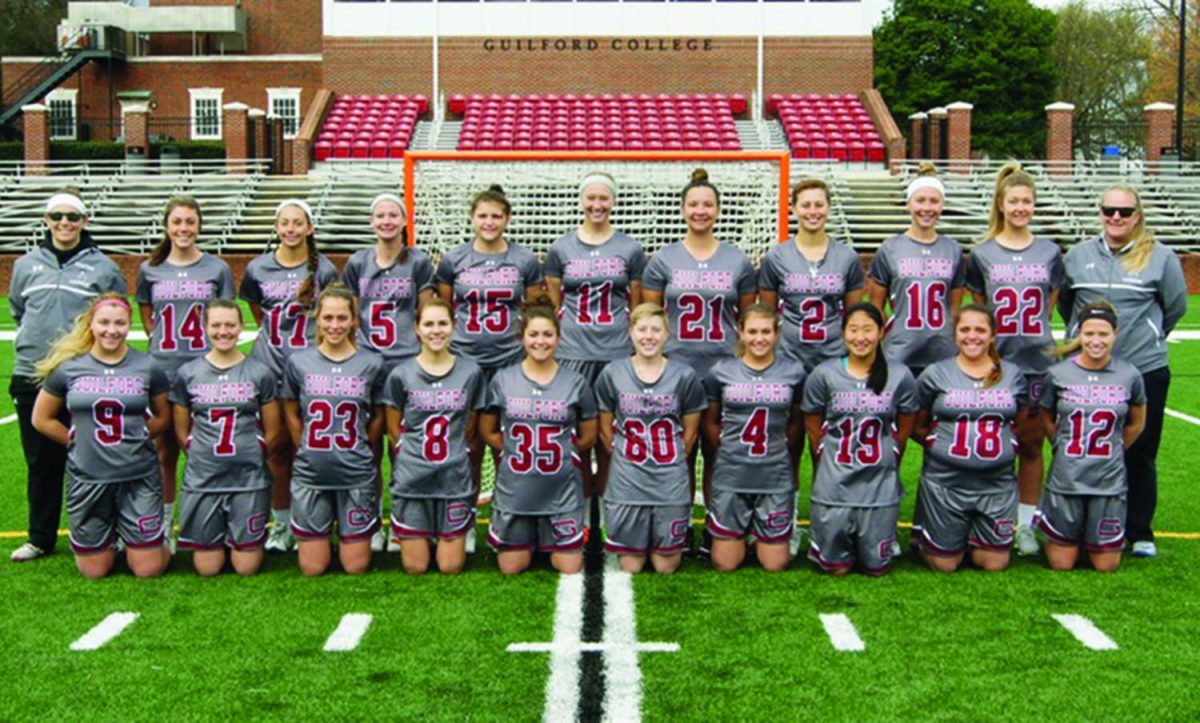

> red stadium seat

[
  {"left": 314, "top": 141, "right": 333, "bottom": 161},
  {"left": 370, "top": 140, "right": 388, "bottom": 159},
  {"left": 352, "top": 140, "right": 370, "bottom": 159}
]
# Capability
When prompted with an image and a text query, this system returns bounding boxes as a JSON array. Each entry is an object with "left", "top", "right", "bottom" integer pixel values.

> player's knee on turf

[
  {"left": 340, "top": 542, "right": 371, "bottom": 575},
  {"left": 922, "top": 550, "right": 962, "bottom": 573},
  {"left": 1089, "top": 551, "right": 1121, "bottom": 573},
  {"left": 230, "top": 550, "right": 263, "bottom": 576},
  {"left": 650, "top": 553, "right": 680, "bottom": 574},
  {"left": 193, "top": 550, "right": 225, "bottom": 577},
  {"left": 757, "top": 543, "right": 790, "bottom": 573},
  {"left": 551, "top": 552, "right": 583, "bottom": 574},
  {"left": 619, "top": 554, "right": 647, "bottom": 574},
  {"left": 498, "top": 550, "right": 532, "bottom": 575},
  {"left": 971, "top": 549, "right": 1010, "bottom": 572},
  {"left": 1044, "top": 543, "right": 1078, "bottom": 571},
  {"left": 128, "top": 548, "right": 168, "bottom": 578},
  {"left": 76, "top": 551, "right": 115, "bottom": 579},
  {"left": 711, "top": 541, "right": 744, "bottom": 572}
]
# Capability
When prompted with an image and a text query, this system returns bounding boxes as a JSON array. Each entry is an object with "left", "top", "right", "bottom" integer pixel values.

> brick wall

[{"left": 148, "top": 0, "right": 322, "bottom": 56}]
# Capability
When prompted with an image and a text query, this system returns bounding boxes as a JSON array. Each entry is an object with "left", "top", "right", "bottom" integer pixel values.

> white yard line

[
  {"left": 323, "top": 613, "right": 373, "bottom": 652},
  {"left": 1052, "top": 614, "right": 1119, "bottom": 651},
  {"left": 70, "top": 612, "right": 139, "bottom": 651},
  {"left": 542, "top": 573, "right": 584, "bottom": 722},
  {"left": 1166, "top": 408, "right": 1200, "bottom": 427},
  {"left": 0, "top": 414, "right": 17, "bottom": 425},
  {"left": 602, "top": 569, "right": 644, "bottom": 723},
  {"left": 819, "top": 613, "right": 866, "bottom": 652}
]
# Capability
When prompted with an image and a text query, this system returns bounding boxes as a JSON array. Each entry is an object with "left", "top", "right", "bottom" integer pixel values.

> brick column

[
  {"left": 1045, "top": 102, "right": 1074, "bottom": 175},
  {"left": 946, "top": 101, "right": 972, "bottom": 172},
  {"left": 120, "top": 99, "right": 150, "bottom": 157},
  {"left": 927, "top": 107, "right": 947, "bottom": 160},
  {"left": 248, "top": 108, "right": 267, "bottom": 162},
  {"left": 222, "top": 102, "right": 250, "bottom": 173},
  {"left": 909, "top": 112, "right": 927, "bottom": 159},
  {"left": 22, "top": 104, "right": 51, "bottom": 175},
  {"left": 1143, "top": 102, "right": 1175, "bottom": 163}
]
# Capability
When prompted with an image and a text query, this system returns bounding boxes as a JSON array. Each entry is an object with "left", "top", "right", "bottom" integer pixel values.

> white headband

[
  {"left": 370, "top": 193, "right": 405, "bottom": 214},
  {"left": 906, "top": 176, "right": 945, "bottom": 201},
  {"left": 274, "top": 199, "right": 314, "bottom": 223},
  {"left": 580, "top": 174, "right": 617, "bottom": 197},
  {"left": 45, "top": 193, "right": 87, "bottom": 216}
]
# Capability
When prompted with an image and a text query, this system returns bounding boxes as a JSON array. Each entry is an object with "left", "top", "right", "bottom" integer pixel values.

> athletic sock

[
  {"left": 162, "top": 503, "right": 174, "bottom": 532},
  {"left": 1018, "top": 503, "right": 1036, "bottom": 530},
  {"left": 272, "top": 507, "right": 291, "bottom": 528}
]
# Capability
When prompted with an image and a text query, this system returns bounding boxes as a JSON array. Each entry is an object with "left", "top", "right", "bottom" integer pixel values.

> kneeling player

[
  {"left": 173, "top": 300, "right": 281, "bottom": 576},
  {"left": 802, "top": 303, "right": 916, "bottom": 576},
  {"left": 383, "top": 298, "right": 485, "bottom": 574},
  {"left": 283, "top": 285, "right": 388, "bottom": 576},
  {"left": 596, "top": 304, "right": 706, "bottom": 574},
  {"left": 1037, "top": 303, "right": 1146, "bottom": 573},
  {"left": 479, "top": 299, "right": 598, "bottom": 575},
  {"left": 913, "top": 305, "right": 1029, "bottom": 573},
  {"left": 704, "top": 304, "right": 807, "bottom": 573}
]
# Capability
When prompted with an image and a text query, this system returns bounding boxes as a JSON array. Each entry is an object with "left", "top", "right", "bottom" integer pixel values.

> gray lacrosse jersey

[
  {"left": 43, "top": 350, "right": 170, "bottom": 484},
  {"left": 915, "top": 359, "right": 1029, "bottom": 494},
  {"left": 282, "top": 347, "right": 387, "bottom": 491},
  {"left": 383, "top": 356, "right": 486, "bottom": 498},
  {"left": 642, "top": 242, "right": 757, "bottom": 369},
  {"left": 595, "top": 358, "right": 708, "bottom": 505},
  {"left": 1041, "top": 356, "right": 1146, "bottom": 496},
  {"left": 135, "top": 255, "right": 236, "bottom": 377},
  {"left": 801, "top": 359, "right": 918, "bottom": 507},
  {"left": 543, "top": 231, "right": 647, "bottom": 362},
  {"left": 868, "top": 233, "right": 965, "bottom": 368},
  {"left": 170, "top": 355, "right": 277, "bottom": 494},
  {"left": 965, "top": 238, "right": 1064, "bottom": 374},
  {"left": 758, "top": 239, "right": 866, "bottom": 370},
  {"left": 342, "top": 247, "right": 435, "bottom": 364},
  {"left": 238, "top": 252, "right": 339, "bottom": 353},
  {"left": 487, "top": 364, "right": 597, "bottom": 515},
  {"left": 435, "top": 242, "right": 544, "bottom": 368},
  {"left": 704, "top": 356, "right": 807, "bottom": 494}
]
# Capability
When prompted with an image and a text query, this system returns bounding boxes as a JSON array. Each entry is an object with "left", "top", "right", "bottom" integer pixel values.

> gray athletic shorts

[
  {"left": 66, "top": 475, "right": 164, "bottom": 554},
  {"left": 1035, "top": 490, "right": 1126, "bottom": 552},
  {"left": 808, "top": 502, "right": 898, "bottom": 574},
  {"left": 487, "top": 506, "right": 586, "bottom": 552},
  {"left": 178, "top": 489, "right": 271, "bottom": 551},
  {"left": 706, "top": 489, "right": 794, "bottom": 544},
  {"left": 560, "top": 359, "right": 610, "bottom": 387},
  {"left": 604, "top": 502, "right": 691, "bottom": 555},
  {"left": 290, "top": 485, "right": 379, "bottom": 542},
  {"left": 1025, "top": 373, "right": 1049, "bottom": 407},
  {"left": 916, "top": 481, "right": 1017, "bottom": 555},
  {"left": 390, "top": 495, "right": 475, "bottom": 541}
]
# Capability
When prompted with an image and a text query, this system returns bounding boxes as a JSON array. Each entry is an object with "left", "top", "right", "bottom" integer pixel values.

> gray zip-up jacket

[
  {"left": 8, "top": 231, "right": 128, "bottom": 378},
  {"left": 1058, "top": 236, "right": 1187, "bottom": 373}
]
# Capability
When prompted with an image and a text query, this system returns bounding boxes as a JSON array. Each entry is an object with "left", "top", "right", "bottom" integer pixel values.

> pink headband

[{"left": 93, "top": 297, "right": 131, "bottom": 314}]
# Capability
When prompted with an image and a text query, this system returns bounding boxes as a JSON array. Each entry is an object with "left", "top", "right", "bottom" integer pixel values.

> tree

[
  {"left": 1142, "top": 3, "right": 1200, "bottom": 120},
  {"left": 0, "top": 0, "right": 69, "bottom": 101},
  {"left": 874, "top": 0, "right": 1059, "bottom": 158}
]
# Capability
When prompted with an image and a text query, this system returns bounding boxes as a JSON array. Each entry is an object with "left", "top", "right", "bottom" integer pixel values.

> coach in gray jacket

[
  {"left": 1059, "top": 184, "right": 1188, "bottom": 559},
  {"left": 8, "top": 191, "right": 127, "bottom": 562}
]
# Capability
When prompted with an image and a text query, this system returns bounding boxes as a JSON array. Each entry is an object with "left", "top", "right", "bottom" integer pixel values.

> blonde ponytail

[
  {"left": 982, "top": 162, "right": 1036, "bottom": 243},
  {"left": 35, "top": 293, "right": 131, "bottom": 382}
]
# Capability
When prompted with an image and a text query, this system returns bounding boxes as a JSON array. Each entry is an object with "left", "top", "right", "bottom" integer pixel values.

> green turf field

[{"left": 0, "top": 297, "right": 1198, "bottom": 721}]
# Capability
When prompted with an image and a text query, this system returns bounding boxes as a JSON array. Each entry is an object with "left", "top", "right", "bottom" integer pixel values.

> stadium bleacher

[
  {"left": 767, "top": 93, "right": 886, "bottom": 163},
  {"left": 313, "top": 94, "right": 430, "bottom": 162}
]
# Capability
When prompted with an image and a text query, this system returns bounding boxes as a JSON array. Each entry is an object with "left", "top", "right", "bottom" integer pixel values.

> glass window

[
  {"left": 46, "top": 91, "right": 77, "bottom": 141},
  {"left": 189, "top": 88, "right": 224, "bottom": 140},
  {"left": 268, "top": 88, "right": 302, "bottom": 139}
]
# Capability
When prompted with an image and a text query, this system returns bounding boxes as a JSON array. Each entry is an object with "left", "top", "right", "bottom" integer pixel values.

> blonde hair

[
  {"left": 313, "top": 283, "right": 360, "bottom": 348},
  {"left": 629, "top": 302, "right": 668, "bottom": 330},
  {"left": 35, "top": 293, "right": 131, "bottom": 382},
  {"left": 1054, "top": 301, "right": 1119, "bottom": 358},
  {"left": 733, "top": 303, "right": 777, "bottom": 358},
  {"left": 1102, "top": 184, "right": 1155, "bottom": 273},
  {"left": 982, "top": 162, "right": 1036, "bottom": 243}
]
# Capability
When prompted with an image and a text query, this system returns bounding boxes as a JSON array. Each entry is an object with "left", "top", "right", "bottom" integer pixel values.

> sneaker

[
  {"left": 164, "top": 534, "right": 177, "bottom": 556},
  {"left": 387, "top": 533, "right": 401, "bottom": 553},
  {"left": 371, "top": 527, "right": 387, "bottom": 553},
  {"left": 464, "top": 526, "right": 477, "bottom": 554},
  {"left": 890, "top": 539, "right": 903, "bottom": 558},
  {"left": 265, "top": 523, "right": 294, "bottom": 553},
  {"left": 10, "top": 543, "right": 46, "bottom": 562},
  {"left": 1131, "top": 541, "right": 1157, "bottom": 558},
  {"left": 789, "top": 525, "right": 806, "bottom": 558},
  {"left": 1016, "top": 526, "right": 1039, "bottom": 556}
]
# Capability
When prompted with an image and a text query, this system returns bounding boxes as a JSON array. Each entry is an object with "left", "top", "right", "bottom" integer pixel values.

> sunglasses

[
  {"left": 47, "top": 212, "right": 84, "bottom": 223},
  {"left": 1100, "top": 206, "right": 1136, "bottom": 219}
]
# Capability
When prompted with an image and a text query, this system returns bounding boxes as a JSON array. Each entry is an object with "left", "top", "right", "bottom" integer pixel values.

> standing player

[
  {"left": 966, "top": 163, "right": 1064, "bottom": 556},
  {"left": 9, "top": 189, "right": 126, "bottom": 563},
  {"left": 342, "top": 193, "right": 436, "bottom": 552},
  {"left": 479, "top": 299, "right": 598, "bottom": 575},
  {"left": 239, "top": 199, "right": 340, "bottom": 552},
  {"left": 912, "top": 305, "right": 1030, "bottom": 573},
  {"left": 282, "top": 285, "right": 388, "bottom": 576},
  {"left": 802, "top": 303, "right": 917, "bottom": 576},
  {"left": 31, "top": 294, "right": 171, "bottom": 578},
  {"left": 436, "top": 185, "right": 544, "bottom": 500},
  {"left": 867, "top": 163, "right": 966, "bottom": 376},
  {"left": 171, "top": 299, "right": 281, "bottom": 576},
  {"left": 596, "top": 304, "right": 707, "bottom": 574},
  {"left": 1058, "top": 186, "right": 1186, "bottom": 558},
  {"left": 1037, "top": 303, "right": 1147, "bottom": 572},
  {"left": 703, "top": 304, "right": 807, "bottom": 573},
  {"left": 643, "top": 169, "right": 757, "bottom": 528},
  {"left": 383, "top": 298, "right": 485, "bottom": 575},
  {"left": 545, "top": 172, "right": 647, "bottom": 513},
  {"left": 136, "top": 196, "right": 235, "bottom": 551},
  {"left": 759, "top": 178, "right": 866, "bottom": 372}
]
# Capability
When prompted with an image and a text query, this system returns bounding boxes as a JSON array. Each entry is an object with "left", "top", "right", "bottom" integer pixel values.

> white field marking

[
  {"left": 70, "top": 612, "right": 139, "bottom": 651},
  {"left": 819, "top": 613, "right": 866, "bottom": 652},
  {"left": 544, "top": 572, "right": 584, "bottom": 722},
  {"left": 1166, "top": 408, "right": 1200, "bottom": 427},
  {"left": 0, "top": 413, "right": 16, "bottom": 425},
  {"left": 602, "top": 569, "right": 644, "bottom": 723},
  {"left": 0, "top": 330, "right": 258, "bottom": 342},
  {"left": 507, "top": 641, "right": 681, "bottom": 654},
  {"left": 323, "top": 613, "right": 373, "bottom": 652},
  {"left": 1052, "top": 614, "right": 1119, "bottom": 651}
]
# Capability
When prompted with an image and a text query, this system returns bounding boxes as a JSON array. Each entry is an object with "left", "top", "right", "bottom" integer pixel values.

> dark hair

[
  {"left": 150, "top": 196, "right": 203, "bottom": 266},
  {"left": 521, "top": 294, "right": 560, "bottom": 335},
  {"left": 1055, "top": 300, "right": 1119, "bottom": 358},
  {"left": 264, "top": 203, "right": 321, "bottom": 310},
  {"left": 790, "top": 178, "right": 830, "bottom": 207},
  {"left": 842, "top": 302, "right": 889, "bottom": 395},
  {"left": 734, "top": 302, "right": 777, "bottom": 358},
  {"left": 471, "top": 184, "right": 511, "bottom": 216},
  {"left": 202, "top": 298, "right": 243, "bottom": 326},
  {"left": 314, "top": 283, "right": 360, "bottom": 348},
  {"left": 954, "top": 304, "right": 1002, "bottom": 388},
  {"left": 681, "top": 168, "right": 720, "bottom": 206}
]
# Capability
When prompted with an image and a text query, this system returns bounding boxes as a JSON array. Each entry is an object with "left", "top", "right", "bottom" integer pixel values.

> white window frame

[
  {"left": 267, "top": 87, "right": 302, "bottom": 140},
  {"left": 189, "top": 88, "right": 224, "bottom": 140},
  {"left": 46, "top": 88, "right": 78, "bottom": 141}
]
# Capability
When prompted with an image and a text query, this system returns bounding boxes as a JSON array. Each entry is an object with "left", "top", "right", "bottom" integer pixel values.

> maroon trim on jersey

[
  {"left": 69, "top": 534, "right": 116, "bottom": 555},
  {"left": 338, "top": 520, "right": 380, "bottom": 543},
  {"left": 178, "top": 539, "right": 224, "bottom": 552},
  {"left": 652, "top": 542, "right": 687, "bottom": 555},
  {"left": 967, "top": 535, "right": 1013, "bottom": 552},
  {"left": 917, "top": 530, "right": 965, "bottom": 557},
  {"left": 705, "top": 512, "right": 745, "bottom": 540},
  {"left": 1086, "top": 536, "right": 1125, "bottom": 553},
  {"left": 604, "top": 539, "right": 648, "bottom": 555},
  {"left": 229, "top": 536, "right": 266, "bottom": 552},
  {"left": 860, "top": 564, "right": 892, "bottom": 577},
  {"left": 486, "top": 529, "right": 535, "bottom": 551},
  {"left": 291, "top": 522, "right": 330, "bottom": 540},
  {"left": 806, "top": 546, "right": 853, "bottom": 572},
  {"left": 124, "top": 534, "right": 166, "bottom": 549},
  {"left": 1033, "top": 511, "right": 1076, "bottom": 546},
  {"left": 540, "top": 536, "right": 585, "bottom": 553},
  {"left": 390, "top": 517, "right": 435, "bottom": 540},
  {"left": 750, "top": 524, "right": 793, "bottom": 544}
]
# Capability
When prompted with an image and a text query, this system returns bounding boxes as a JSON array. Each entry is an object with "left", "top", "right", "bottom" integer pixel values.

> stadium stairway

[{"left": 224, "top": 176, "right": 324, "bottom": 253}]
